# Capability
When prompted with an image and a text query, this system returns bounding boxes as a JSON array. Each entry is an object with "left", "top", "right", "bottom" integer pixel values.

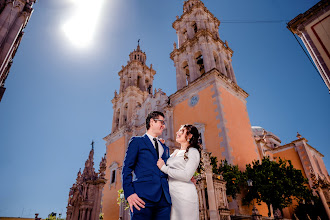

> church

[{"left": 67, "top": 0, "right": 329, "bottom": 219}]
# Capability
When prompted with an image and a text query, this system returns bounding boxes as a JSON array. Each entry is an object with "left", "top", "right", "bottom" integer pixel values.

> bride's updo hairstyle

[{"left": 182, "top": 124, "right": 201, "bottom": 161}]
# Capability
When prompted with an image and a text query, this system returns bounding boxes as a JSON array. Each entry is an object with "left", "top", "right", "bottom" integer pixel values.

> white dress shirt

[{"left": 146, "top": 133, "right": 164, "bottom": 158}]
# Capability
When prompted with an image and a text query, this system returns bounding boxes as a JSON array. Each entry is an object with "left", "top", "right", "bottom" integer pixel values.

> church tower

[
  {"left": 111, "top": 43, "right": 155, "bottom": 132},
  {"left": 171, "top": 0, "right": 236, "bottom": 91},
  {"left": 102, "top": 44, "right": 169, "bottom": 220},
  {"left": 66, "top": 144, "right": 107, "bottom": 220},
  {"left": 102, "top": 0, "right": 261, "bottom": 218},
  {"left": 167, "top": 0, "right": 261, "bottom": 214},
  {"left": 0, "top": 0, "right": 36, "bottom": 102},
  {"left": 168, "top": 0, "right": 260, "bottom": 171}
]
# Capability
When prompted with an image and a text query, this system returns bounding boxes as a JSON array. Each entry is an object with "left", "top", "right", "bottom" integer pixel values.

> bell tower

[
  {"left": 171, "top": 0, "right": 236, "bottom": 90},
  {"left": 168, "top": 0, "right": 260, "bottom": 214},
  {"left": 111, "top": 42, "right": 156, "bottom": 132},
  {"left": 169, "top": 0, "right": 259, "bottom": 171},
  {"left": 103, "top": 43, "right": 169, "bottom": 220}
]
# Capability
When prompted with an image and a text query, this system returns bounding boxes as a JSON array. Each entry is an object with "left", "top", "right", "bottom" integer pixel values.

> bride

[{"left": 157, "top": 124, "right": 201, "bottom": 220}]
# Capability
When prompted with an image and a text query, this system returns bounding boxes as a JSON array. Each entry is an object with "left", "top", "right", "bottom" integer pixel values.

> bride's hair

[{"left": 182, "top": 124, "right": 201, "bottom": 161}]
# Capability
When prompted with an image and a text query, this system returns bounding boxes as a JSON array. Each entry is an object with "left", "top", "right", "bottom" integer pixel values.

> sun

[{"left": 62, "top": 0, "right": 105, "bottom": 48}]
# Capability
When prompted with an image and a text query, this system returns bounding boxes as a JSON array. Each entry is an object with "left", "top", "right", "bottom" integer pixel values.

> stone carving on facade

[
  {"left": 309, "top": 168, "right": 330, "bottom": 217},
  {"left": 66, "top": 146, "right": 107, "bottom": 220},
  {"left": 0, "top": 0, "right": 36, "bottom": 102},
  {"left": 296, "top": 132, "right": 302, "bottom": 139},
  {"left": 273, "top": 208, "right": 283, "bottom": 219},
  {"left": 251, "top": 205, "right": 262, "bottom": 220},
  {"left": 196, "top": 150, "right": 230, "bottom": 220}
]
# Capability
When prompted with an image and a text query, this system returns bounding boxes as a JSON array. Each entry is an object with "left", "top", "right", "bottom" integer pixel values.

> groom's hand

[{"left": 127, "top": 193, "right": 145, "bottom": 212}]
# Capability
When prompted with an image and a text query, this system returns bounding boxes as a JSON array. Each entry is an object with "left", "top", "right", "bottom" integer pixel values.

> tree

[
  {"left": 211, "top": 157, "right": 244, "bottom": 199},
  {"left": 243, "top": 157, "right": 310, "bottom": 217},
  {"left": 45, "top": 212, "right": 64, "bottom": 220}
]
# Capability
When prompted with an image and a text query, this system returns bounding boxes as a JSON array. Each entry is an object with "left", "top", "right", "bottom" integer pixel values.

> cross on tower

[{"left": 91, "top": 140, "right": 94, "bottom": 149}]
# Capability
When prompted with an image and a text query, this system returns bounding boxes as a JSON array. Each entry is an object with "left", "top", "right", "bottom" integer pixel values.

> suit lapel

[
  {"left": 161, "top": 143, "right": 169, "bottom": 160},
  {"left": 142, "top": 134, "right": 158, "bottom": 159}
]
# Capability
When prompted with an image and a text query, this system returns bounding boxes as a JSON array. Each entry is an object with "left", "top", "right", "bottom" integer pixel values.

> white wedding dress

[{"left": 161, "top": 148, "right": 200, "bottom": 220}]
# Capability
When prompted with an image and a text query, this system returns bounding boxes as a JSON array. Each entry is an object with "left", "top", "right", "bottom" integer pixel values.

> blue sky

[{"left": 0, "top": 0, "right": 329, "bottom": 218}]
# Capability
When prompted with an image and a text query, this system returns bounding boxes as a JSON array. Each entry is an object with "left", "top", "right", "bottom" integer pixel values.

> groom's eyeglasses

[{"left": 154, "top": 119, "right": 165, "bottom": 125}]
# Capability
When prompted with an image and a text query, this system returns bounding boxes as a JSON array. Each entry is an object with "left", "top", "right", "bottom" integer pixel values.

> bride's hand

[
  {"left": 157, "top": 158, "right": 165, "bottom": 169},
  {"left": 159, "top": 138, "right": 165, "bottom": 144}
]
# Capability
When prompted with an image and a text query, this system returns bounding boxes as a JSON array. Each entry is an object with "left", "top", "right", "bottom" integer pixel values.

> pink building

[
  {"left": 288, "top": 0, "right": 330, "bottom": 92},
  {"left": 0, "top": 0, "right": 36, "bottom": 102}
]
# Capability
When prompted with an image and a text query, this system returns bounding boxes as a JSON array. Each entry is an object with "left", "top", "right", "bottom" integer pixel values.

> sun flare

[{"left": 62, "top": 0, "right": 105, "bottom": 48}]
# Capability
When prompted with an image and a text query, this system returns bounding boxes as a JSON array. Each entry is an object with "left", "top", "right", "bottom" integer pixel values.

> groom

[{"left": 122, "top": 111, "right": 171, "bottom": 220}]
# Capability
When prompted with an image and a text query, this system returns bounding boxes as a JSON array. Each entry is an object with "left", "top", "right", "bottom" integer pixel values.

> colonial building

[
  {"left": 0, "top": 0, "right": 36, "bottom": 102},
  {"left": 66, "top": 145, "right": 107, "bottom": 220},
  {"left": 99, "top": 0, "right": 329, "bottom": 219},
  {"left": 253, "top": 127, "right": 330, "bottom": 218},
  {"left": 103, "top": 0, "right": 260, "bottom": 219},
  {"left": 287, "top": 0, "right": 330, "bottom": 93}
]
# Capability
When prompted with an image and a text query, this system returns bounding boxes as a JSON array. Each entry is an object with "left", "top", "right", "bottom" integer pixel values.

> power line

[
  {"left": 177, "top": 18, "right": 290, "bottom": 24},
  {"left": 221, "top": 20, "right": 289, "bottom": 24}
]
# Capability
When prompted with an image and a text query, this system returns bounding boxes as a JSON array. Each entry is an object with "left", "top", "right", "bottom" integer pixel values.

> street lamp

[
  {"left": 247, "top": 179, "right": 255, "bottom": 208},
  {"left": 247, "top": 179, "right": 253, "bottom": 187}
]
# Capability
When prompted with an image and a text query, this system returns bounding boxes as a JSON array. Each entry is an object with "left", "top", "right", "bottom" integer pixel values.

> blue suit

[{"left": 122, "top": 134, "right": 171, "bottom": 220}]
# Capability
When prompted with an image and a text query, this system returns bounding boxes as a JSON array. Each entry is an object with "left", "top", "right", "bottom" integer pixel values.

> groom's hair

[{"left": 146, "top": 111, "right": 164, "bottom": 130}]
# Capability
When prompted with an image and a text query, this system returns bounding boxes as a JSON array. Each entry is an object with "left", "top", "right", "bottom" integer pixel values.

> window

[
  {"left": 111, "top": 170, "right": 116, "bottom": 184},
  {"left": 182, "top": 61, "right": 190, "bottom": 85},
  {"left": 195, "top": 52, "right": 205, "bottom": 75},
  {"left": 192, "top": 22, "right": 197, "bottom": 33},
  {"left": 109, "top": 162, "right": 119, "bottom": 189}
]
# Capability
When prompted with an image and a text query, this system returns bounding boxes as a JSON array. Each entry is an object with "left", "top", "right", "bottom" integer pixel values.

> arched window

[
  {"left": 137, "top": 75, "right": 142, "bottom": 89},
  {"left": 182, "top": 29, "right": 187, "bottom": 41},
  {"left": 115, "top": 109, "right": 120, "bottom": 129},
  {"left": 192, "top": 22, "right": 197, "bottom": 33},
  {"left": 109, "top": 162, "right": 119, "bottom": 189},
  {"left": 224, "top": 61, "right": 229, "bottom": 77},
  {"left": 123, "top": 103, "right": 128, "bottom": 123},
  {"left": 182, "top": 61, "right": 190, "bottom": 85},
  {"left": 195, "top": 52, "right": 205, "bottom": 75}
]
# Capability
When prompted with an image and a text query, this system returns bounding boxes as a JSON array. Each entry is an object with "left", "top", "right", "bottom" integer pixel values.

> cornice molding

[
  {"left": 118, "top": 60, "right": 156, "bottom": 77},
  {"left": 169, "top": 68, "right": 248, "bottom": 106},
  {"left": 287, "top": 0, "right": 329, "bottom": 33},
  {"left": 170, "top": 30, "right": 233, "bottom": 60}
]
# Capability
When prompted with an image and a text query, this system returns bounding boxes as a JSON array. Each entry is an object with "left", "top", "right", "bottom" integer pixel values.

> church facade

[
  {"left": 0, "top": 0, "right": 36, "bottom": 102},
  {"left": 99, "top": 0, "right": 329, "bottom": 219}
]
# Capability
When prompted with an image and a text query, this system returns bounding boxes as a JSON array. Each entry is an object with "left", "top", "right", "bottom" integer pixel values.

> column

[
  {"left": 174, "top": 57, "right": 186, "bottom": 90},
  {"left": 229, "top": 61, "right": 237, "bottom": 83},
  {"left": 200, "top": 42, "right": 212, "bottom": 73},
  {"left": 219, "top": 53, "right": 227, "bottom": 76},
  {"left": 81, "top": 209, "right": 86, "bottom": 220},
  {"left": 0, "top": 11, "right": 27, "bottom": 75},
  {"left": 318, "top": 187, "right": 330, "bottom": 219},
  {"left": 187, "top": 49, "right": 198, "bottom": 82},
  {"left": 86, "top": 209, "right": 91, "bottom": 220},
  {"left": 202, "top": 151, "right": 219, "bottom": 220}
]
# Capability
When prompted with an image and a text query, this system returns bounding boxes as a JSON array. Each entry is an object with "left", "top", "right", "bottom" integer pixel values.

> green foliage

[
  {"left": 211, "top": 156, "right": 244, "bottom": 199},
  {"left": 45, "top": 212, "right": 64, "bottom": 220},
  {"left": 99, "top": 212, "right": 104, "bottom": 219},
  {"left": 117, "top": 188, "right": 129, "bottom": 210},
  {"left": 244, "top": 157, "right": 310, "bottom": 215}
]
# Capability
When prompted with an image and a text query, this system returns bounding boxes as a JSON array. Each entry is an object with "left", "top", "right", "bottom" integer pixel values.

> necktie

[{"left": 153, "top": 138, "right": 159, "bottom": 158}]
